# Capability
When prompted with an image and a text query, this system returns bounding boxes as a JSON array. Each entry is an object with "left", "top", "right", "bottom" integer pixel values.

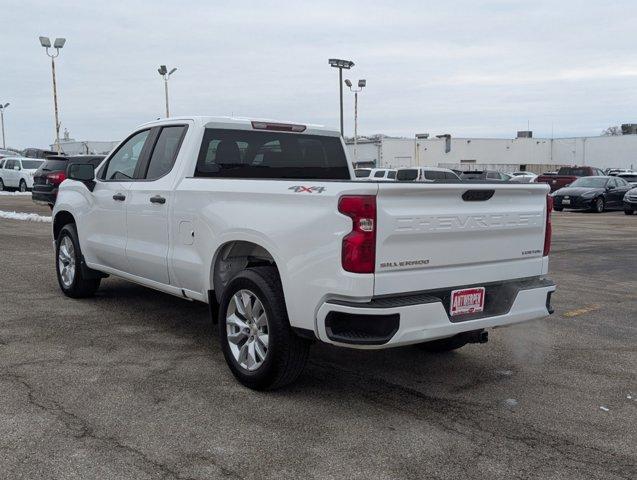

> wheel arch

[
  {"left": 210, "top": 240, "right": 280, "bottom": 303},
  {"left": 53, "top": 210, "right": 76, "bottom": 239}
]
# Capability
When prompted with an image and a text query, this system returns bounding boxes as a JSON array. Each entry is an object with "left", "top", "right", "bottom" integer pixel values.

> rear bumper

[
  {"left": 31, "top": 186, "right": 57, "bottom": 205},
  {"left": 315, "top": 277, "right": 556, "bottom": 349}
]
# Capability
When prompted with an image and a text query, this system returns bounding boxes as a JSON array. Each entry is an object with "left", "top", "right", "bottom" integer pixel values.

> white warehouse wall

[{"left": 347, "top": 135, "right": 637, "bottom": 170}]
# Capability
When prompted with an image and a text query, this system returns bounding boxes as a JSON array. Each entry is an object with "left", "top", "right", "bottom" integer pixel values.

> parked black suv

[
  {"left": 23, "top": 148, "right": 58, "bottom": 159},
  {"left": 32, "top": 155, "right": 105, "bottom": 207}
]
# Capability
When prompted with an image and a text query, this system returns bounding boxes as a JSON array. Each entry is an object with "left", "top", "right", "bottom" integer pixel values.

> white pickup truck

[{"left": 52, "top": 116, "right": 555, "bottom": 390}]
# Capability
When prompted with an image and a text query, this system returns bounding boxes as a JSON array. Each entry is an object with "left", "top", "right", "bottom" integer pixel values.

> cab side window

[
  {"left": 374, "top": 170, "right": 385, "bottom": 178},
  {"left": 102, "top": 130, "right": 150, "bottom": 180},
  {"left": 144, "top": 126, "right": 187, "bottom": 180}
]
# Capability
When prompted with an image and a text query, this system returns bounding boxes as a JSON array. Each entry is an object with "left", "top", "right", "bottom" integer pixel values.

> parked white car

[
  {"left": 354, "top": 168, "right": 396, "bottom": 181},
  {"left": 52, "top": 116, "right": 555, "bottom": 390},
  {"left": 396, "top": 166, "right": 460, "bottom": 182},
  {"left": 0, "top": 157, "right": 44, "bottom": 192},
  {"left": 615, "top": 172, "right": 637, "bottom": 188},
  {"left": 509, "top": 171, "right": 538, "bottom": 183}
]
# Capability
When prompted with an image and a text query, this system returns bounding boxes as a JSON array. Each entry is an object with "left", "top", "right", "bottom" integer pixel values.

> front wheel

[
  {"left": 591, "top": 197, "right": 605, "bottom": 213},
  {"left": 554, "top": 207, "right": 563, "bottom": 212},
  {"left": 218, "top": 266, "right": 310, "bottom": 390},
  {"left": 0, "top": 178, "right": 4, "bottom": 191},
  {"left": 56, "top": 224, "right": 101, "bottom": 298},
  {"left": 19, "top": 180, "right": 27, "bottom": 192},
  {"left": 625, "top": 209, "right": 634, "bottom": 215}
]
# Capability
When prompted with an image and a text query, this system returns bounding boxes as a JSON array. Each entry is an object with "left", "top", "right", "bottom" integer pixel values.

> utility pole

[
  {"left": 158, "top": 65, "right": 177, "bottom": 117},
  {"left": 39, "top": 36, "right": 66, "bottom": 154},
  {"left": 328, "top": 59, "right": 354, "bottom": 137},
  {"left": 345, "top": 79, "right": 366, "bottom": 165},
  {"left": 0, "top": 103, "right": 9, "bottom": 149}
]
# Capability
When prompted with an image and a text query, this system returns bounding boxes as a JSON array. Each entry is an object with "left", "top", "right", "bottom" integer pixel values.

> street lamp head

[
  {"left": 344, "top": 79, "right": 352, "bottom": 87},
  {"left": 358, "top": 79, "right": 366, "bottom": 88},
  {"left": 158, "top": 65, "right": 167, "bottom": 75},
  {"left": 39, "top": 36, "right": 51, "bottom": 48},
  {"left": 328, "top": 58, "right": 354, "bottom": 69},
  {"left": 169, "top": 67, "right": 177, "bottom": 75},
  {"left": 53, "top": 38, "right": 66, "bottom": 49}
]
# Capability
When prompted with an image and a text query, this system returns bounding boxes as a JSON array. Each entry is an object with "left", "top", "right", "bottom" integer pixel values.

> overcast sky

[{"left": 2, "top": 0, "right": 636, "bottom": 149}]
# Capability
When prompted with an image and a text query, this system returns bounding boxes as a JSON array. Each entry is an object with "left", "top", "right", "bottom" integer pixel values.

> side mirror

[
  {"left": 606, "top": 185, "right": 615, "bottom": 191},
  {"left": 67, "top": 163, "right": 96, "bottom": 191},
  {"left": 14, "top": 165, "right": 20, "bottom": 171}
]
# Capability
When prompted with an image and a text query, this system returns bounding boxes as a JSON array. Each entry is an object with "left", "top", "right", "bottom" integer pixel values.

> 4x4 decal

[{"left": 288, "top": 186, "right": 326, "bottom": 193}]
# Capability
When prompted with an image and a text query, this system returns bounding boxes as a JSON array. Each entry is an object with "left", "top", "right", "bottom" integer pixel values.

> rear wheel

[
  {"left": 591, "top": 197, "right": 605, "bottom": 213},
  {"left": 19, "top": 180, "right": 27, "bottom": 192},
  {"left": 56, "top": 224, "right": 101, "bottom": 298},
  {"left": 218, "top": 266, "right": 310, "bottom": 390},
  {"left": 554, "top": 207, "right": 563, "bottom": 212},
  {"left": 625, "top": 209, "right": 634, "bottom": 215}
]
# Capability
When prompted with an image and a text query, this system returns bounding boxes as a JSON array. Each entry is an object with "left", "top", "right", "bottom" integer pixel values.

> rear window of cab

[{"left": 195, "top": 129, "right": 350, "bottom": 180}]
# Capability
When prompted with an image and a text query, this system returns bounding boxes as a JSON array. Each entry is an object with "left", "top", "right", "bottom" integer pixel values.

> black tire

[
  {"left": 554, "top": 207, "right": 563, "bottom": 212},
  {"left": 55, "top": 224, "right": 101, "bottom": 298},
  {"left": 218, "top": 266, "right": 310, "bottom": 390},
  {"left": 417, "top": 335, "right": 468, "bottom": 353},
  {"left": 19, "top": 179, "right": 27, "bottom": 192},
  {"left": 591, "top": 197, "right": 605, "bottom": 213},
  {"left": 625, "top": 209, "right": 634, "bottom": 215},
  {"left": 0, "top": 177, "right": 4, "bottom": 191}
]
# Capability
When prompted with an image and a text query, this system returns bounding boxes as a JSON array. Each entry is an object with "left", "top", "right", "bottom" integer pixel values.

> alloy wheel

[
  {"left": 226, "top": 289, "right": 269, "bottom": 371},
  {"left": 58, "top": 236, "right": 76, "bottom": 288}
]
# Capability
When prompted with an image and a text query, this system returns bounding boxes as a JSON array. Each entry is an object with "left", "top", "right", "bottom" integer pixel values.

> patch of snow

[
  {"left": 504, "top": 398, "right": 518, "bottom": 408},
  {"left": 0, "top": 191, "right": 31, "bottom": 196},
  {"left": 0, "top": 210, "right": 52, "bottom": 223},
  {"left": 497, "top": 369, "right": 513, "bottom": 376},
  {"left": 599, "top": 406, "right": 609, "bottom": 412}
]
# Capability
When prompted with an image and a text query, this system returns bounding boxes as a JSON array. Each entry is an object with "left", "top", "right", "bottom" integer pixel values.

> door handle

[
  {"left": 150, "top": 195, "right": 166, "bottom": 205},
  {"left": 112, "top": 193, "right": 126, "bottom": 201}
]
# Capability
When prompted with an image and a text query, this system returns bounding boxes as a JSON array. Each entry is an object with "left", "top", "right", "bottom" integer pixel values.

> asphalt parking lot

[{"left": 1, "top": 195, "right": 635, "bottom": 480}]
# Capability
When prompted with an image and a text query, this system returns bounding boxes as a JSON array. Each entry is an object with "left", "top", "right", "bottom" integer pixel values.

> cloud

[{"left": 1, "top": 0, "right": 636, "bottom": 148}]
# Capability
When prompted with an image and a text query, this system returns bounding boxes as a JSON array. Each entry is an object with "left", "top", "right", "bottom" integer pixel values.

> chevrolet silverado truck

[
  {"left": 52, "top": 116, "right": 556, "bottom": 390},
  {"left": 535, "top": 166, "right": 605, "bottom": 192}
]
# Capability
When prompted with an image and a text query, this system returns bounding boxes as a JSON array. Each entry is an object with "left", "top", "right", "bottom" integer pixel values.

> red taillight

[
  {"left": 46, "top": 172, "right": 66, "bottom": 185},
  {"left": 543, "top": 195, "right": 553, "bottom": 256},
  {"left": 338, "top": 195, "right": 376, "bottom": 273}
]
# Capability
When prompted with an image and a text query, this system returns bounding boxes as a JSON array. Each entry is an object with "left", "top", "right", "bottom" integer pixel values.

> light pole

[
  {"left": 344, "top": 79, "right": 366, "bottom": 165},
  {"left": 328, "top": 59, "right": 354, "bottom": 137},
  {"left": 39, "top": 36, "right": 66, "bottom": 154},
  {"left": 158, "top": 65, "right": 177, "bottom": 117},
  {"left": 0, "top": 103, "right": 9, "bottom": 149}
]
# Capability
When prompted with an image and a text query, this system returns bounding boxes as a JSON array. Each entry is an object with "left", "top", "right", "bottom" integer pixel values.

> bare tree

[{"left": 602, "top": 126, "right": 622, "bottom": 136}]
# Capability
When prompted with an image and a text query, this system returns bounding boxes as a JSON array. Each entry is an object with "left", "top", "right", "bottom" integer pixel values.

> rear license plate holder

[{"left": 450, "top": 287, "right": 485, "bottom": 317}]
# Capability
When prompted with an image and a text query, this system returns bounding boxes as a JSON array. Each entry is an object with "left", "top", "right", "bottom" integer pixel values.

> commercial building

[
  {"left": 347, "top": 130, "right": 637, "bottom": 173},
  {"left": 50, "top": 129, "right": 119, "bottom": 155}
]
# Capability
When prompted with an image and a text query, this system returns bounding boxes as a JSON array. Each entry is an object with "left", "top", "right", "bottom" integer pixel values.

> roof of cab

[{"left": 136, "top": 116, "right": 340, "bottom": 137}]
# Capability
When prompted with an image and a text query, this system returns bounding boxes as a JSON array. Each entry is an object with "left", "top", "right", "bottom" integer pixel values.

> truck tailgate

[{"left": 374, "top": 183, "right": 550, "bottom": 296}]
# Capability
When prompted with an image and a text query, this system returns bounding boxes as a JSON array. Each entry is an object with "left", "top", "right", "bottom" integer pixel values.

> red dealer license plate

[{"left": 450, "top": 287, "right": 485, "bottom": 316}]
